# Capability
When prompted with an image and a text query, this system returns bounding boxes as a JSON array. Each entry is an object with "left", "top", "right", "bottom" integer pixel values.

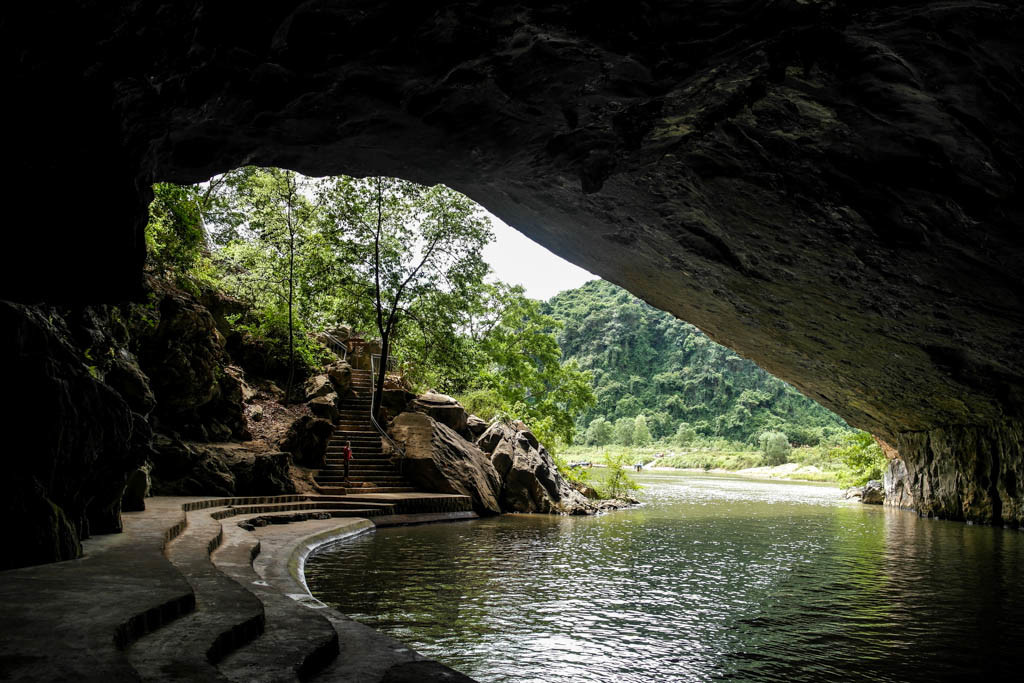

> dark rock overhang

[{"left": 3, "top": 1, "right": 1023, "bottom": 442}]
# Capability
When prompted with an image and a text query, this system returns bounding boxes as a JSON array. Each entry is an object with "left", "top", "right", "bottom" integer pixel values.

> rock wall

[
  {"left": 895, "top": 421, "right": 1024, "bottom": 526},
  {"left": 390, "top": 411, "right": 604, "bottom": 516},
  {"left": 2, "top": 302, "right": 142, "bottom": 568},
  {"left": 1, "top": 280, "right": 298, "bottom": 569}
]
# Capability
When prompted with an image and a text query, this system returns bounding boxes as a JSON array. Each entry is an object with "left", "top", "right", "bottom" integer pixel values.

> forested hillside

[{"left": 543, "top": 280, "right": 851, "bottom": 446}]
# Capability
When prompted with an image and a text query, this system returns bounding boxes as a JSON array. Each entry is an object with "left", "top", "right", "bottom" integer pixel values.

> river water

[{"left": 305, "top": 472, "right": 1024, "bottom": 682}]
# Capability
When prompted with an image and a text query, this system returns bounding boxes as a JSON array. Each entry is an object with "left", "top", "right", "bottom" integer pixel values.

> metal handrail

[
  {"left": 370, "top": 353, "right": 406, "bottom": 473},
  {"left": 321, "top": 332, "right": 348, "bottom": 361}
]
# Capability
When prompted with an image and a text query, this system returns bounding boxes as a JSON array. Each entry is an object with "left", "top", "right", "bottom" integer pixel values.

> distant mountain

[{"left": 543, "top": 280, "right": 850, "bottom": 445}]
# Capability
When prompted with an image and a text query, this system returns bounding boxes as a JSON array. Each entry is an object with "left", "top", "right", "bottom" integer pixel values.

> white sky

[{"left": 482, "top": 213, "right": 598, "bottom": 301}]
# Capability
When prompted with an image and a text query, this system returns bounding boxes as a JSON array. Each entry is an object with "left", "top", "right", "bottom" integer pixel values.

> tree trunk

[
  {"left": 372, "top": 330, "right": 390, "bottom": 421},
  {"left": 285, "top": 229, "right": 296, "bottom": 402}
]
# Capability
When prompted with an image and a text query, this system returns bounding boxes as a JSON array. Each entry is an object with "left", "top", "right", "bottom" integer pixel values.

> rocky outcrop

[
  {"left": 884, "top": 458, "right": 915, "bottom": 511},
  {"left": 476, "top": 422, "right": 593, "bottom": 514},
  {"left": 860, "top": 480, "right": 884, "bottom": 505},
  {"left": 388, "top": 412, "right": 502, "bottom": 515},
  {"left": 895, "top": 421, "right": 1024, "bottom": 526},
  {"left": 2, "top": 301, "right": 142, "bottom": 569},
  {"left": 150, "top": 436, "right": 296, "bottom": 497},
  {"left": 278, "top": 415, "right": 335, "bottom": 468},
  {"left": 410, "top": 392, "right": 469, "bottom": 433},
  {"left": 135, "top": 284, "right": 250, "bottom": 441}
]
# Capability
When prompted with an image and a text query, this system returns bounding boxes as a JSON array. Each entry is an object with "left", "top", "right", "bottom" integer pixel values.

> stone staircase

[{"left": 314, "top": 368, "right": 417, "bottom": 494}]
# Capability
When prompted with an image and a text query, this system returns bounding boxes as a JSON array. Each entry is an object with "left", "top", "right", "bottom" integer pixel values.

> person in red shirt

[{"left": 342, "top": 440, "right": 353, "bottom": 483}]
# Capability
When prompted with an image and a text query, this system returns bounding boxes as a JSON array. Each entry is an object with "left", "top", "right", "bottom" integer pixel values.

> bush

[
  {"left": 758, "top": 431, "right": 791, "bottom": 466},
  {"left": 601, "top": 452, "right": 641, "bottom": 499},
  {"left": 832, "top": 432, "right": 887, "bottom": 487}
]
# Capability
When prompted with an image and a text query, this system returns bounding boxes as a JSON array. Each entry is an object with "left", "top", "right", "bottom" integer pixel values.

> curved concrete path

[{"left": 0, "top": 494, "right": 477, "bottom": 682}]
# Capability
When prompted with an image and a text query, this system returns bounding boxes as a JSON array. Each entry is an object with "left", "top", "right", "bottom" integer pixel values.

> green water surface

[{"left": 306, "top": 472, "right": 1024, "bottom": 682}]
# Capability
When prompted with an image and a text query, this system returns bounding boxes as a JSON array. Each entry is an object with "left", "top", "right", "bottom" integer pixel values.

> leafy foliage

[
  {"left": 832, "top": 432, "right": 887, "bottom": 488},
  {"left": 600, "top": 452, "right": 641, "bottom": 499},
  {"left": 543, "top": 280, "right": 852, "bottom": 445},
  {"left": 758, "top": 431, "right": 792, "bottom": 466}
]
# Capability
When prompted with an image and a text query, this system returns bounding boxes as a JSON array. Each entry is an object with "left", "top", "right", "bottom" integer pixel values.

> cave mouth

[{"left": 5, "top": 0, "right": 1024, "bottom": 564}]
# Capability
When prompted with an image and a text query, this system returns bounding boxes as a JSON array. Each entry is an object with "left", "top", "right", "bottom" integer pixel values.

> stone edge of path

[{"left": 248, "top": 511, "right": 481, "bottom": 682}]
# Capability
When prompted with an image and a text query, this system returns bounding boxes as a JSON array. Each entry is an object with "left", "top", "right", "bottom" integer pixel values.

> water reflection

[{"left": 306, "top": 473, "right": 1024, "bottom": 682}]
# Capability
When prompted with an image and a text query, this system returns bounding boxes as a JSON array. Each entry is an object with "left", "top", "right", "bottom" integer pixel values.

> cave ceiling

[{"left": 3, "top": 1, "right": 1023, "bottom": 440}]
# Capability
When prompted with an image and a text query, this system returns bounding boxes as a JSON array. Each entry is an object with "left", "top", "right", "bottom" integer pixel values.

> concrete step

[
  {"left": 212, "top": 501, "right": 395, "bottom": 517},
  {"left": 212, "top": 517, "right": 340, "bottom": 681},
  {"left": 125, "top": 504, "right": 265, "bottom": 679},
  {"left": 316, "top": 477, "right": 409, "bottom": 485},
  {"left": 340, "top": 486, "right": 418, "bottom": 494}
]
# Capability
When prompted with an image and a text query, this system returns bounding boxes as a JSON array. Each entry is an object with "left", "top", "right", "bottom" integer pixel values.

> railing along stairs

[
  {"left": 370, "top": 353, "right": 407, "bottom": 474},
  {"left": 321, "top": 331, "right": 348, "bottom": 362}
]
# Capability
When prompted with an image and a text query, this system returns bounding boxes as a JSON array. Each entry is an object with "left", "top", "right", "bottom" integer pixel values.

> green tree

[
  {"left": 633, "top": 414, "right": 652, "bottom": 447},
  {"left": 602, "top": 452, "right": 641, "bottom": 499},
  {"left": 320, "top": 176, "right": 492, "bottom": 417},
  {"left": 613, "top": 416, "right": 635, "bottom": 446},
  {"left": 758, "top": 431, "right": 791, "bottom": 466},
  {"left": 832, "top": 432, "right": 887, "bottom": 487},
  {"left": 673, "top": 422, "right": 697, "bottom": 447},
  {"left": 585, "top": 417, "right": 613, "bottom": 446},
  {"left": 145, "top": 182, "right": 207, "bottom": 280},
  {"left": 468, "top": 284, "right": 595, "bottom": 450}
]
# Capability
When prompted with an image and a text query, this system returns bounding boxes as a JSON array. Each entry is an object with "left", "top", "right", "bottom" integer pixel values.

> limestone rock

[
  {"left": 410, "top": 392, "right": 469, "bottom": 433},
  {"left": 326, "top": 361, "right": 352, "bottom": 395},
  {"left": 150, "top": 436, "right": 296, "bottom": 497},
  {"left": 466, "top": 414, "right": 488, "bottom": 439},
  {"left": 135, "top": 284, "right": 248, "bottom": 441},
  {"left": 305, "top": 374, "right": 335, "bottom": 401},
  {"left": 104, "top": 351, "right": 156, "bottom": 415},
  {"left": 896, "top": 421, "right": 1024, "bottom": 525},
  {"left": 1, "top": 301, "right": 142, "bottom": 569},
  {"left": 121, "top": 464, "right": 152, "bottom": 512},
  {"left": 476, "top": 422, "right": 516, "bottom": 455},
  {"left": 861, "top": 480, "right": 884, "bottom": 505},
  {"left": 279, "top": 416, "right": 336, "bottom": 468},
  {"left": 482, "top": 423, "right": 593, "bottom": 515},
  {"left": 308, "top": 394, "right": 340, "bottom": 423},
  {"left": 389, "top": 412, "right": 502, "bottom": 515},
  {"left": 884, "top": 458, "right": 915, "bottom": 510}
]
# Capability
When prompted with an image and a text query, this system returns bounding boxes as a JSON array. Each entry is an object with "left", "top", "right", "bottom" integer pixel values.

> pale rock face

[
  {"left": 389, "top": 412, "right": 503, "bottom": 515},
  {"left": 410, "top": 392, "right": 469, "bottom": 433}
]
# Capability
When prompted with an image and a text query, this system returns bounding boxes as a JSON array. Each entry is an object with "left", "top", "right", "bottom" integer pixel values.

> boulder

[
  {"left": 388, "top": 412, "right": 502, "bottom": 515},
  {"left": 326, "top": 361, "right": 352, "bottom": 395},
  {"left": 150, "top": 435, "right": 296, "bottom": 497},
  {"left": 410, "top": 392, "right": 468, "bottom": 432},
  {"left": 485, "top": 425, "right": 593, "bottom": 515},
  {"left": 308, "top": 394, "right": 340, "bottom": 423},
  {"left": 121, "top": 464, "right": 152, "bottom": 512},
  {"left": 844, "top": 487, "right": 864, "bottom": 500},
  {"left": 104, "top": 351, "right": 156, "bottom": 415},
  {"left": 466, "top": 414, "right": 488, "bottom": 439},
  {"left": 304, "top": 374, "right": 335, "bottom": 401},
  {"left": 476, "top": 422, "right": 516, "bottom": 455},
  {"left": 861, "top": 480, "right": 885, "bottom": 505},
  {"left": 279, "top": 415, "right": 335, "bottom": 468}
]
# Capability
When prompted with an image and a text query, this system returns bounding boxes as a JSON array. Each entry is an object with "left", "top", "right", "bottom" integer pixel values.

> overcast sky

[{"left": 482, "top": 213, "right": 598, "bottom": 301}]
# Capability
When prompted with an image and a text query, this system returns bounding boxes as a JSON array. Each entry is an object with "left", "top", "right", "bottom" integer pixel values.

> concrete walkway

[{"left": 0, "top": 494, "right": 478, "bottom": 682}]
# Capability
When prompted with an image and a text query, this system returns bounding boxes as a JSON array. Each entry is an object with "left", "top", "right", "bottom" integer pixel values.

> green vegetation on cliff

[{"left": 543, "top": 280, "right": 852, "bottom": 447}]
